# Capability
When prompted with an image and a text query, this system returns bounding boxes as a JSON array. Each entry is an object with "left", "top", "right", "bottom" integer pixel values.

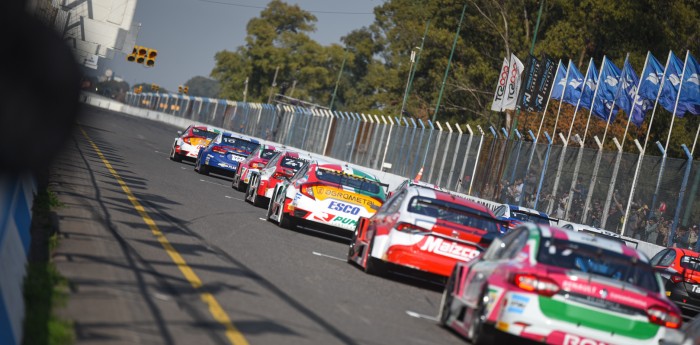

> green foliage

[
  {"left": 210, "top": 0, "right": 699, "bottom": 157},
  {"left": 184, "top": 76, "right": 220, "bottom": 98}
]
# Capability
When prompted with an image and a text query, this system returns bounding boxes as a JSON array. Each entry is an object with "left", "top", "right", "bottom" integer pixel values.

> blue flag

[
  {"left": 659, "top": 51, "right": 684, "bottom": 114},
  {"left": 616, "top": 59, "right": 640, "bottom": 117},
  {"left": 551, "top": 61, "right": 567, "bottom": 100},
  {"left": 592, "top": 57, "right": 622, "bottom": 121},
  {"left": 562, "top": 60, "right": 584, "bottom": 106},
  {"left": 678, "top": 53, "right": 700, "bottom": 116},
  {"left": 632, "top": 52, "right": 664, "bottom": 126},
  {"left": 579, "top": 59, "right": 599, "bottom": 110}
]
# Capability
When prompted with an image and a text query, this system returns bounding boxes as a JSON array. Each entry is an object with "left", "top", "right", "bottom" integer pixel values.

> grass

[{"left": 22, "top": 189, "right": 74, "bottom": 345}]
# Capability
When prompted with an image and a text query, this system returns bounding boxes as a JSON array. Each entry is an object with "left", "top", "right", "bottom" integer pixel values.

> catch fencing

[{"left": 125, "top": 92, "right": 700, "bottom": 249}]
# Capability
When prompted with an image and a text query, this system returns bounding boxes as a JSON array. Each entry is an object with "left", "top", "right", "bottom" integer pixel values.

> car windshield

[
  {"left": 261, "top": 149, "right": 277, "bottom": 159},
  {"left": 191, "top": 128, "right": 218, "bottom": 139},
  {"left": 316, "top": 168, "right": 382, "bottom": 195},
  {"left": 537, "top": 237, "right": 660, "bottom": 293},
  {"left": 281, "top": 157, "right": 305, "bottom": 170},
  {"left": 511, "top": 210, "right": 550, "bottom": 225},
  {"left": 221, "top": 137, "right": 258, "bottom": 153},
  {"left": 407, "top": 197, "right": 501, "bottom": 233}
]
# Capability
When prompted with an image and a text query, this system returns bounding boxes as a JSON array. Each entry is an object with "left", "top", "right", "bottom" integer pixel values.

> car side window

[
  {"left": 500, "top": 229, "right": 529, "bottom": 259},
  {"left": 377, "top": 191, "right": 405, "bottom": 216},
  {"left": 563, "top": 224, "right": 574, "bottom": 230},
  {"left": 483, "top": 228, "right": 525, "bottom": 261},
  {"left": 649, "top": 249, "right": 668, "bottom": 266},
  {"left": 291, "top": 164, "right": 308, "bottom": 182},
  {"left": 494, "top": 205, "right": 506, "bottom": 218},
  {"left": 658, "top": 250, "right": 676, "bottom": 267},
  {"left": 267, "top": 152, "right": 281, "bottom": 167}
]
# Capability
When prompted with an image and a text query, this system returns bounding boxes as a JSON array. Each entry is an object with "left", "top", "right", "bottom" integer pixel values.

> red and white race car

[
  {"left": 266, "top": 162, "right": 386, "bottom": 236},
  {"left": 231, "top": 144, "right": 279, "bottom": 191},
  {"left": 347, "top": 186, "right": 502, "bottom": 278},
  {"left": 439, "top": 223, "right": 685, "bottom": 345},
  {"left": 169, "top": 125, "right": 219, "bottom": 162},
  {"left": 245, "top": 150, "right": 306, "bottom": 207}
]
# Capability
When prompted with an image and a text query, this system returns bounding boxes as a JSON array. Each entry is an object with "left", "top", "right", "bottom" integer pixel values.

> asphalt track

[{"left": 50, "top": 105, "right": 468, "bottom": 345}]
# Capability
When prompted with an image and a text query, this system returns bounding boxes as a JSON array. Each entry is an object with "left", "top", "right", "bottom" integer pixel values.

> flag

[
  {"left": 579, "top": 59, "right": 599, "bottom": 110},
  {"left": 551, "top": 61, "right": 567, "bottom": 100},
  {"left": 503, "top": 54, "right": 524, "bottom": 110},
  {"left": 490, "top": 57, "right": 509, "bottom": 112},
  {"left": 562, "top": 60, "right": 584, "bottom": 106},
  {"left": 592, "top": 57, "right": 621, "bottom": 121},
  {"left": 631, "top": 52, "right": 664, "bottom": 126},
  {"left": 616, "top": 59, "right": 640, "bottom": 116},
  {"left": 534, "top": 56, "right": 558, "bottom": 111},
  {"left": 678, "top": 53, "right": 700, "bottom": 116},
  {"left": 659, "top": 51, "right": 684, "bottom": 114},
  {"left": 519, "top": 55, "right": 542, "bottom": 112}
]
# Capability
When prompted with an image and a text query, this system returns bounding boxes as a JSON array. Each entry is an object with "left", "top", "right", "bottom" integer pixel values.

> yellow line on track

[{"left": 80, "top": 127, "right": 249, "bottom": 345}]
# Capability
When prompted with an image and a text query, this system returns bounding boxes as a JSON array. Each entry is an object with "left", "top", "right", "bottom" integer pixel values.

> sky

[{"left": 103, "top": 0, "right": 382, "bottom": 92}]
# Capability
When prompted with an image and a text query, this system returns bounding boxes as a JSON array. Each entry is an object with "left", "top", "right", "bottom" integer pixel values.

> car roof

[
  {"left": 673, "top": 247, "right": 700, "bottom": 257},
  {"left": 316, "top": 163, "right": 380, "bottom": 182},
  {"left": 537, "top": 225, "right": 646, "bottom": 261},
  {"left": 507, "top": 204, "right": 548, "bottom": 217},
  {"left": 411, "top": 187, "right": 495, "bottom": 217}
]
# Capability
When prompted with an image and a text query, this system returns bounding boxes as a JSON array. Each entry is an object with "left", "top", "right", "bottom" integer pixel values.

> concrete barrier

[{"left": 0, "top": 174, "right": 36, "bottom": 345}]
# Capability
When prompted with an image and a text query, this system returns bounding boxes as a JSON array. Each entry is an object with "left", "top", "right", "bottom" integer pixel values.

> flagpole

[
  {"left": 566, "top": 59, "right": 593, "bottom": 143},
  {"left": 621, "top": 52, "right": 650, "bottom": 150},
  {"left": 692, "top": 123, "right": 700, "bottom": 156},
  {"left": 663, "top": 50, "right": 690, "bottom": 153},
  {"left": 582, "top": 56, "right": 607, "bottom": 145},
  {"left": 601, "top": 54, "right": 630, "bottom": 147},
  {"left": 642, "top": 51, "right": 673, "bottom": 153},
  {"left": 551, "top": 60, "right": 571, "bottom": 140},
  {"left": 536, "top": 60, "right": 562, "bottom": 142}
]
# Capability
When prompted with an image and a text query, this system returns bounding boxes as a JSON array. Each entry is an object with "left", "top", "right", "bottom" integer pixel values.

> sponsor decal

[
  {"left": 505, "top": 294, "right": 530, "bottom": 314},
  {"left": 230, "top": 155, "right": 245, "bottom": 162},
  {"left": 562, "top": 334, "right": 608, "bottom": 345},
  {"left": 419, "top": 237, "right": 480, "bottom": 261},
  {"left": 328, "top": 201, "right": 361, "bottom": 215},
  {"left": 314, "top": 186, "right": 379, "bottom": 212},
  {"left": 332, "top": 216, "right": 357, "bottom": 227}
]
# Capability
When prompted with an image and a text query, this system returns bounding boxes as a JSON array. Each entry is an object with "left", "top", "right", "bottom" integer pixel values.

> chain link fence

[{"left": 126, "top": 92, "right": 700, "bottom": 249}]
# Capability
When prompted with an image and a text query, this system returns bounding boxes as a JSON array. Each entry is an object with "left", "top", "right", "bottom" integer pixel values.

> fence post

[
  {"left": 447, "top": 123, "right": 464, "bottom": 189},
  {"left": 420, "top": 120, "right": 435, "bottom": 174},
  {"left": 601, "top": 138, "right": 624, "bottom": 229},
  {"left": 548, "top": 133, "right": 569, "bottom": 215},
  {"left": 582, "top": 136, "right": 606, "bottom": 223},
  {"left": 670, "top": 145, "right": 693, "bottom": 248},
  {"left": 469, "top": 125, "right": 486, "bottom": 196},
  {"left": 436, "top": 122, "right": 454, "bottom": 187},
  {"left": 410, "top": 119, "right": 426, "bottom": 177},
  {"left": 380, "top": 117, "right": 397, "bottom": 170},
  {"left": 355, "top": 114, "right": 369, "bottom": 164},
  {"left": 533, "top": 132, "right": 553, "bottom": 210},
  {"left": 620, "top": 139, "right": 645, "bottom": 236},
  {"left": 522, "top": 130, "right": 538, "bottom": 200},
  {"left": 508, "top": 129, "right": 524, "bottom": 185},
  {"left": 427, "top": 122, "right": 444, "bottom": 183},
  {"left": 456, "top": 125, "right": 475, "bottom": 192},
  {"left": 366, "top": 115, "right": 381, "bottom": 167},
  {"left": 347, "top": 113, "right": 362, "bottom": 162},
  {"left": 402, "top": 118, "right": 418, "bottom": 176},
  {"left": 564, "top": 135, "right": 585, "bottom": 220},
  {"left": 650, "top": 141, "right": 668, "bottom": 219},
  {"left": 322, "top": 109, "right": 335, "bottom": 155}
]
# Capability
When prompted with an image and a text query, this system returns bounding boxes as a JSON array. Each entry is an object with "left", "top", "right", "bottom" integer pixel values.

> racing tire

[
  {"left": 468, "top": 291, "right": 495, "bottom": 345},
  {"left": 439, "top": 269, "right": 456, "bottom": 326},
  {"left": 347, "top": 230, "right": 358, "bottom": 263},
  {"left": 363, "top": 237, "right": 383, "bottom": 276},
  {"left": 196, "top": 159, "right": 209, "bottom": 175},
  {"left": 265, "top": 197, "right": 275, "bottom": 222},
  {"left": 278, "top": 199, "right": 296, "bottom": 230},
  {"left": 248, "top": 177, "right": 266, "bottom": 208},
  {"left": 170, "top": 148, "right": 183, "bottom": 162}
]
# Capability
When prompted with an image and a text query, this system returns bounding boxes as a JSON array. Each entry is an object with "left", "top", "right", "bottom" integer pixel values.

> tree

[{"left": 184, "top": 76, "right": 220, "bottom": 98}]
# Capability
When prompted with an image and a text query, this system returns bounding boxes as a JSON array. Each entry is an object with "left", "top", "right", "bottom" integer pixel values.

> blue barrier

[{"left": 0, "top": 174, "right": 36, "bottom": 345}]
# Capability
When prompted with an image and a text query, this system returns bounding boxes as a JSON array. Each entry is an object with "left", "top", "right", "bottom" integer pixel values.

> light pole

[
  {"left": 399, "top": 48, "right": 419, "bottom": 117},
  {"left": 432, "top": 3, "right": 467, "bottom": 123},
  {"left": 329, "top": 48, "right": 348, "bottom": 111}
]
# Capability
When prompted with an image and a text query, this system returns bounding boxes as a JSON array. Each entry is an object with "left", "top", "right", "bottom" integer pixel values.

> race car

[
  {"left": 231, "top": 144, "right": 279, "bottom": 192},
  {"left": 169, "top": 125, "right": 220, "bottom": 162},
  {"left": 245, "top": 150, "right": 306, "bottom": 208},
  {"left": 193, "top": 132, "right": 259, "bottom": 177},
  {"left": 266, "top": 162, "right": 386, "bottom": 236},
  {"left": 650, "top": 247, "right": 700, "bottom": 319},
  {"left": 347, "top": 186, "right": 503, "bottom": 279},
  {"left": 493, "top": 204, "right": 554, "bottom": 231},
  {"left": 439, "top": 223, "right": 685, "bottom": 345}
]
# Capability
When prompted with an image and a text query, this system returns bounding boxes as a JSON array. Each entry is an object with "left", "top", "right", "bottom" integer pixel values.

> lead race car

[
  {"left": 439, "top": 223, "right": 685, "bottom": 345},
  {"left": 347, "top": 186, "right": 503, "bottom": 279},
  {"left": 267, "top": 162, "right": 386, "bottom": 236},
  {"left": 169, "top": 125, "right": 220, "bottom": 162}
]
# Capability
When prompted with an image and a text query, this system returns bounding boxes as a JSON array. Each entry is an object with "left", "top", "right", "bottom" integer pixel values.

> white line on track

[
  {"left": 259, "top": 218, "right": 267, "bottom": 221},
  {"left": 199, "top": 179, "right": 229, "bottom": 187},
  {"left": 312, "top": 251, "right": 346, "bottom": 262},
  {"left": 154, "top": 150, "right": 168, "bottom": 156},
  {"left": 225, "top": 195, "right": 244, "bottom": 201},
  {"left": 405, "top": 310, "right": 439, "bottom": 321}
]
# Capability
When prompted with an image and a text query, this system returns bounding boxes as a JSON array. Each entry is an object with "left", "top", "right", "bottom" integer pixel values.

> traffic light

[
  {"left": 178, "top": 85, "right": 183, "bottom": 93},
  {"left": 145, "top": 49, "right": 157, "bottom": 67},
  {"left": 183, "top": 86, "right": 189, "bottom": 94},
  {"left": 151, "top": 83, "right": 159, "bottom": 92},
  {"left": 126, "top": 46, "right": 138, "bottom": 62},
  {"left": 136, "top": 46, "right": 148, "bottom": 64}
]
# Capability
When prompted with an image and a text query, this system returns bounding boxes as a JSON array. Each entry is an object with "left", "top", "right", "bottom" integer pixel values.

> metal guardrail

[{"left": 123, "top": 92, "right": 700, "bottom": 249}]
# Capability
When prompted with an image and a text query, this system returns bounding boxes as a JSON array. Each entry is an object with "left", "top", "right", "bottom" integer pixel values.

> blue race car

[
  {"left": 493, "top": 203, "right": 554, "bottom": 232},
  {"left": 194, "top": 132, "right": 260, "bottom": 177}
]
